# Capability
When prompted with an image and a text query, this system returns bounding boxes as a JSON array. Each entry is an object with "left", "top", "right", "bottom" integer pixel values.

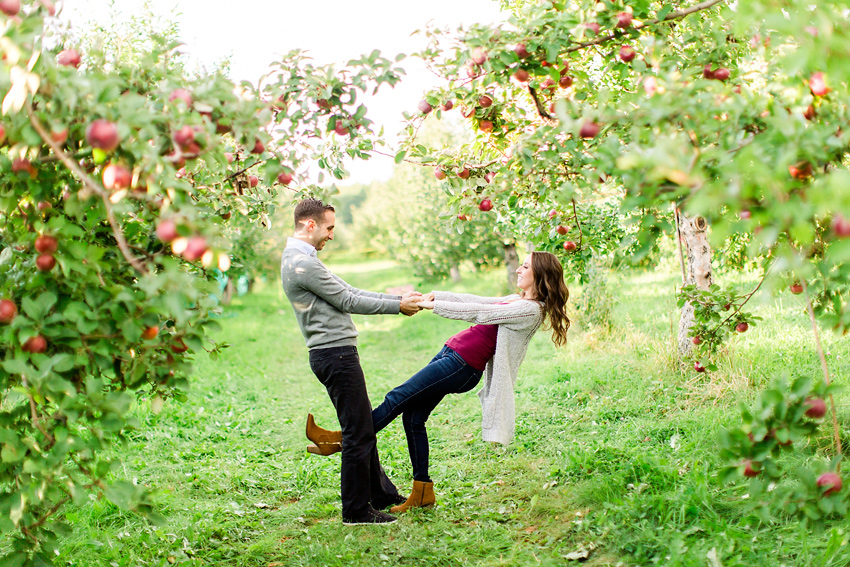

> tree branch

[
  {"left": 26, "top": 101, "right": 149, "bottom": 274},
  {"left": 566, "top": 0, "right": 727, "bottom": 54}
]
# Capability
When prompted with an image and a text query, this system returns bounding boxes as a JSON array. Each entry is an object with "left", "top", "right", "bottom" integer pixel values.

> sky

[{"left": 62, "top": 0, "right": 507, "bottom": 185}]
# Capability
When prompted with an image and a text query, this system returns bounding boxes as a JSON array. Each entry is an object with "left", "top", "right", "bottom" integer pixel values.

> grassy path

[{"left": 57, "top": 263, "right": 850, "bottom": 566}]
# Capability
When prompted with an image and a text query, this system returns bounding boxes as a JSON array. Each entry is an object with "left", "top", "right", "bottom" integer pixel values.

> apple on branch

[
  {"left": 817, "top": 472, "right": 843, "bottom": 496},
  {"left": 57, "top": 49, "right": 82, "bottom": 68},
  {"left": 478, "top": 199, "right": 493, "bottom": 212},
  {"left": 22, "top": 335, "right": 48, "bottom": 354},
  {"left": 0, "top": 299, "right": 17, "bottom": 324},
  {"left": 86, "top": 119, "right": 120, "bottom": 152}
]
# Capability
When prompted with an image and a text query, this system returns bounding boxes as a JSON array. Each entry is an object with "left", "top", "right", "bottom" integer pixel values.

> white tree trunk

[
  {"left": 504, "top": 243, "right": 519, "bottom": 289},
  {"left": 677, "top": 212, "right": 713, "bottom": 355}
]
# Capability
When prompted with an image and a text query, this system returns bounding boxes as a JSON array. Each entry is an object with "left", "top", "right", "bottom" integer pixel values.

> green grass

[{"left": 52, "top": 262, "right": 850, "bottom": 566}]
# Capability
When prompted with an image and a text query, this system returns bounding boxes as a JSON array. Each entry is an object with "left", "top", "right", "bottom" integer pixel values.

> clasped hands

[{"left": 400, "top": 291, "right": 435, "bottom": 317}]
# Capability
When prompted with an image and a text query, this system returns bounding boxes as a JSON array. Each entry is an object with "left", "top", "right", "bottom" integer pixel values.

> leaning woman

[{"left": 307, "top": 251, "right": 569, "bottom": 513}]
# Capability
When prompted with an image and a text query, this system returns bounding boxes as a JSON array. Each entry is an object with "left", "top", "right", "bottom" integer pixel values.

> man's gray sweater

[{"left": 280, "top": 242, "right": 401, "bottom": 350}]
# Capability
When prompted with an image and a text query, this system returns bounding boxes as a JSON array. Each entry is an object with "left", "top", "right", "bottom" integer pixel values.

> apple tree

[
  {"left": 395, "top": 0, "right": 849, "bottom": 512},
  {"left": 0, "top": 4, "right": 401, "bottom": 563}
]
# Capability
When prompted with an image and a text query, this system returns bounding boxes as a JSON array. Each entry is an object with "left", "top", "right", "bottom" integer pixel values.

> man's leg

[{"left": 309, "top": 346, "right": 398, "bottom": 519}]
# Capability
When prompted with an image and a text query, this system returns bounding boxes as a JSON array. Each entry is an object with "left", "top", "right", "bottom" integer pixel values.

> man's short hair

[{"left": 294, "top": 198, "right": 335, "bottom": 228}]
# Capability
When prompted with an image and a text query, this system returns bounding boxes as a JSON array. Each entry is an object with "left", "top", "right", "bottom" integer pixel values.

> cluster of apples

[
  {"left": 548, "top": 209, "right": 577, "bottom": 251},
  {"left": 0, "top": 298, "right": 49, "bottom": 354}
]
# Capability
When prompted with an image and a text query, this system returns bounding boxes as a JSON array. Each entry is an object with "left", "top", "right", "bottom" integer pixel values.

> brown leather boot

[
  {"left": 306, "top": 443, "right": 341, "bottom": 456},
  {"left": 390, "top": 480, "right": 435, "bottom": 513},
  {"left": 306, "top": 413, "right": 342, "bottom": 445}
]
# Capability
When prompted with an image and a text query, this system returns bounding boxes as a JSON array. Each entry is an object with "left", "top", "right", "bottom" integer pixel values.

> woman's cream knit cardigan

[{"left": 433, "top": 291, "right": 543, "bottom": 445}]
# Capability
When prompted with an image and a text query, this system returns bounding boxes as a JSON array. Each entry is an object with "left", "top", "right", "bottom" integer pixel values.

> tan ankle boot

[
  {"left": 390, "top": 480, "right": 435, "bottom": 513},
  {"left": 306, "top": 443, "right": 341, "bottom": 456},
  {"left": 306, "top": 413, "right": 342, "bottom": 445}
]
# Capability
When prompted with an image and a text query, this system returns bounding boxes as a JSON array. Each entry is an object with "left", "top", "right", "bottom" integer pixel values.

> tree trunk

[
  {"left": 677, "top": 211, "right": 713, "bottom": 355},
  {"left": 449, "top": 264, "right": 462, "bottom": 283},
  {"left": 504, "top": 243, "right": 519, "bottom": 289},
  {"left": 222, "top": 279, "right": 234, "bottom": 306}
]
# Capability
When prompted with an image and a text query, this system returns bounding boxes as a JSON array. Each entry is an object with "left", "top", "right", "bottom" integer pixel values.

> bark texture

[
  {"left": 504, "top": 243, "right": 519, "bottom": 289},
  {"left": 677, "top": 212, "right": 713, "bottom": 355}
]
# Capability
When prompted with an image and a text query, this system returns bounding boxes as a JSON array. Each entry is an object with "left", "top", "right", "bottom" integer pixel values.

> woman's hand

[
  {"left": 422, "top": 291, "right": 435, "bottom": 302},
  {"left": 417, "top": 300, "right": 435, "bottom": 310}
]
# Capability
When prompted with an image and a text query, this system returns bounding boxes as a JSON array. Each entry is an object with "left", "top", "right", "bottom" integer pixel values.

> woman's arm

[
  {"left": 429, "top": 299, "right": 542, "bottom": 329},
  {"left": 432, "top": 291, "right": 515, "bottom": 304}
]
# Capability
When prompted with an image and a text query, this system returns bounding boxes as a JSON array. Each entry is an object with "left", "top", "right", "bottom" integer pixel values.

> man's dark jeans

[
  {"left": 372, "top": 345, "right": 483, "bottom": 482},
  {"left": 308, "top": 345, "right": 400, "bottom": 519}
]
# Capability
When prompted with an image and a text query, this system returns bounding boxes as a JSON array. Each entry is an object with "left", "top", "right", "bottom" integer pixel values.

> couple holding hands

[{"left": 281, "top": 198, "right": 569, "bottom": 526}]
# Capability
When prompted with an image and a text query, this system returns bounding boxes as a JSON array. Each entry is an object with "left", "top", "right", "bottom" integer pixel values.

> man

[{"left": 280, "top": 198, "right": 421, "bottom": 525}]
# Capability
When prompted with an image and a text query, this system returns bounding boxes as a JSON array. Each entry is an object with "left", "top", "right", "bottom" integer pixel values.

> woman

[{"left": 307, "top": 251, "right": 569, "bottom": 513}]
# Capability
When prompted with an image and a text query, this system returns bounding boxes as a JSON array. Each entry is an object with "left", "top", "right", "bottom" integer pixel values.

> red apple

[
  {"left": 0, "top": 123, "right": 5, "bottom": 144},
  {"left": 418, "top": 100, "right": 433, "bottom": 114},
  {"left": 804, "top": 397, "right": 827, "bottom": 418},
  {"left": 616, "top": 12, "right": 633, "bottom": 29},
  {"left": 457, "top": 214, "right": 470, "bottom": 221},
  {"left": 277, "top": 171, "right": 293, "bottom": 185},
  {"left": 50, "top": 128, "right": 68, "bottom": 145},
  {"left": 471, "top": 47, "right": 488, "bottom": 65},
  {"left": 580, "top": 122, "right": 600, "bottom": 138},
  {"left": 583, "top": 22, "right": 600, "bottom": 35},
  {"left": 789, "top": 162, "right": 813, "bottom": 179},
  {"left": 156, "top": 219, "right": 179, "bottom": 243},
  {"left": 440, "top": 100, "right": 453, "bottom": 111},
  {"left": 334, "top": 121, "right": 349, "bottom": 136},
  {"left": 692, "top": 336, "right": 702, "bottom": 345},
  {"left": 86, "top": 119, "right": 120, "bottom": 152},
  {"left": 174, "top": 125, "right": 195, "bottom": 148},
  {"left": 514, "top": 43, "right": 531, "bottom": 58},
  {"left": 789, "top": 282, "right": 804, "bottom": 295},
  {"left": 541, "top": 78, "right": 556, "bottom": 92},
  {"left": 742, "top": 460, "right": 761, "bottom": 478},
  {"left": 22, "top": 335, "right": 47, "bottom": 354},
  {"left": 0, "top": 0, "right": 20, "bottom": 17},
  {"left": 809, "top": 72, "right": 829, "bottom": 97},
  {"left": 102, "top": 164, "right": 132, "bottom": 190},
  {"left": 831, "top": 214, "right": 850, "bottom": 237},
  {"left": 224, "top": 152, "right": 235, "bottom": 163},
  {"left": 484, "top": 171, "right": 496, "bottom": 183},
  {"left": 142, "top": 326, "right": 159, "bottom": 340},
  {"left": 514, "top": 68, "right": 530, "bottom": 82},
  {"left": 248, "top": 175, "right": 259, "bottom": 188},
  {"left": 559, "top": 75, "right": 573, "bottom": 88},
  {"left": 736, "top": 322, "right": 749, "bottom": 333},
  {"left": 0, "top": 299, "right": 16, "bottom": 324},
  {"left": 702, "top": 65, "right": 715, "bottom": 80},
  {"left": 457, "top": 166, "right": 470, "bottom": 179},
  {"left": 479, "top": 95, "right": 493, "bottom": 108},
  {"left": 739, "top": 210, "right": 751, "bottom": 220},
  {"left": 37, "top": 201, "right": 52, "bottom": 213},
  {"left": 34, "top": 235, "right": 58, "bottom": 254},
  {"left": 57, "top": 48, "right": 81, "bottom": 68},
  {"left": 435, "top": 168, "right": 447, "bottom": 180},
  {"left": 556, "top": 225, "right": 568, "bottom": 235},
  {"left": 478, "top": 199, "right": 493, "bottom": 212},
  {"left": 479, "top": 120, "right": 494, "bottom": 133},
  {"left": 176, "top": 167, "right": 187, "bottom": 179},
  {"left": 251, "top": 139, "right": 265, "bottom": 154},
  {"left": 713, "top": 68, "right": 731, "bottom": 81},
  {"left": 694, "top": 361, "right": 706, "bottom": 373},
  {"left": 170, "top": 339, "right": 189, "bottom": 354},
  {"left": 316, "top": 99, "right": 331, "bottom": 111},
  {"left": 619, "top": 46, "right": 637, "bottom": 63},
  {"left": 182, "top": 236, "right": 208, "bottom": 261},
  {"left": 563, "top": 241, "right": 577, "bottom": 252},
  {"left": 36, "top": 254, "right": 56, "bottom": 272},
  {"left": 643, "top": 76, "right": 658, "bottom": 95},
  {"left": 548, "top": 209, "right": 558, "bottom": 219},
  {"left": 168, "top": 88, "right": 193, "bottom": 107},
  {"left": 12, "top": 158, "right": 36, "bottom": 178},
  {"left": 817, "top": 472, "right": 843, "bottom": 496}
]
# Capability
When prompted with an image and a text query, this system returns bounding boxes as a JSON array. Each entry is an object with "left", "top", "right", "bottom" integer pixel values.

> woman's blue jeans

[{"left": 372, "top": 345, "right": 483, "bottom": 482}]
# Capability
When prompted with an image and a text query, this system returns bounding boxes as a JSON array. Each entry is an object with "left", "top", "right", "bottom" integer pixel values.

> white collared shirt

[{"left": 286, "top": 237, "right": 317, "bottom": 257}]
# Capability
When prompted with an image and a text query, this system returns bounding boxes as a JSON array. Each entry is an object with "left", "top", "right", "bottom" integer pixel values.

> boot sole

[{"left": 307, "top": 443, "right": 341, "bottom": 456}]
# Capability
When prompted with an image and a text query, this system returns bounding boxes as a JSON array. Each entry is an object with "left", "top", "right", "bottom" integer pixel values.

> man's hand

[
  {"left": 400, "top": 295, "right": 423, "bottom": 316},
  {"left": 402, "top": 290, "right": 423, "bottom": 300}
]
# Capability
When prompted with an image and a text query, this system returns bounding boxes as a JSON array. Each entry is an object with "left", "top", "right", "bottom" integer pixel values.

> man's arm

[
  {"left": 296, "top": 259, "right": 402, "bottom": 315},
  {"left": 329, "top": 272, "right": 403, "bottom": 301}
]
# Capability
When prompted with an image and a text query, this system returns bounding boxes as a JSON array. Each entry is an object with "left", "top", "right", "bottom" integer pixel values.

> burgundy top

[{"left": 446, "top": 324, "right": 499, "bottom": 371}]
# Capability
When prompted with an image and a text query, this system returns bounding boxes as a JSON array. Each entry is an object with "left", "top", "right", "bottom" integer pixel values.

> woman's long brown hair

[{"left": 529, "top": 251, "right": 570, "bottom": 347}]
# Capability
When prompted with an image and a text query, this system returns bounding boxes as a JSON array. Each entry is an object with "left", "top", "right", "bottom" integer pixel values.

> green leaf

[
  {"left": 394, "top": 150, "right": 407, "bottom": 164},
  {"left": 657, "top": 5, "right": 673, "bottom": 20}
]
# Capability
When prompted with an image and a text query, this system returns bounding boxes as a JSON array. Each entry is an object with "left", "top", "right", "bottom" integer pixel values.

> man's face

[{"left": 312, "top": 210, "right": 335, "bottom": 250}]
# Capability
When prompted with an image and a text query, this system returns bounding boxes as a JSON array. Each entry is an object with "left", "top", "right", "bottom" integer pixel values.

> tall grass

[{"left": 51, "top": 262, "right": 849, "bottom": 566}]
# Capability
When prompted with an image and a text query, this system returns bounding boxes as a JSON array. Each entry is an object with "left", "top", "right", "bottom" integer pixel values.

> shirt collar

[{"left": 286, "top": 237, "right": 317, "bottom": 257}]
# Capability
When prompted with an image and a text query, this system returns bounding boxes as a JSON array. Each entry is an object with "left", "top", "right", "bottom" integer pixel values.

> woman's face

[{"left": 516, "top": 253, "right": 535, "bottom": 295}]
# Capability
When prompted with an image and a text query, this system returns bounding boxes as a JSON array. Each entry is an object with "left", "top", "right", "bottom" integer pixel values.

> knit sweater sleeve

[
  {"left": 433, "top": 299, "right": 541, "bottom": 330},
  {"left": 330, "top": 272, "right": 402, "bottom": 301},
  {"left": 294, "top": 258, "right": 401, "bottom": 315},
  {"left": 433, "top": 291, "right": 513, "bottom": 304}
]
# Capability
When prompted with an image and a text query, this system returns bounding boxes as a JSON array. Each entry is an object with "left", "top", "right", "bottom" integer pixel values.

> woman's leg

[{"left": 372, "top": 346, "right": 455, "bottom": 433}]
